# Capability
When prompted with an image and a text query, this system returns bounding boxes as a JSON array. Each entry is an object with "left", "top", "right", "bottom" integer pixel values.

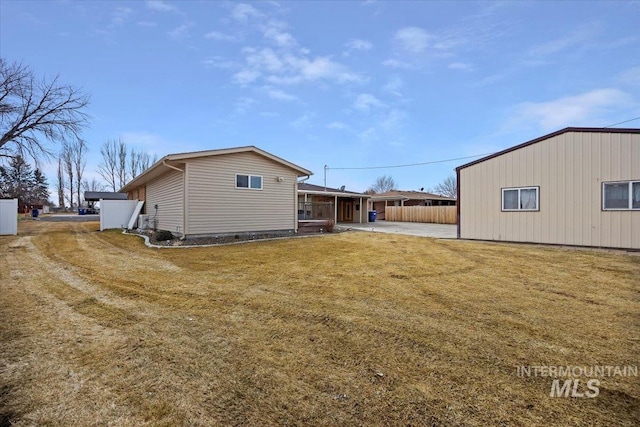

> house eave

[
  {"left": 120, "top": 146, "right": 312, "bottom": 193},
  {"left": 298, "top": 189, "right": 371, "bottom": 198}
]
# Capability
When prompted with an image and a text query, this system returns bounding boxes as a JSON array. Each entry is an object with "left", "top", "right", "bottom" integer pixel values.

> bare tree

[
  {"left": 61, "top": 143, "right": 74, "bottom": 207},
  {"left": 431, "top": 175, "right": 457, "bottom": 198},
  {"left": 128, "top": 148, "right": 157, "bottom": 179},
  {"left": 71, "top": 139, "right": 88, "bottom": 207},
  {"left": 117, "top": 141, "right": 127, "bottom": 189},
  {"left": 366, "top": 175, "right": 397, "bottom": 194},
  {"left": 56, "top": 157, "right": 65, "bottom": 208},
  {"left": 128, "top": 147, "right": 141, "bottom": 182},
  {"left": 142, "top": 152, "right": 158, "bottom": 173},
  {"left": 97, "top": 139, "right": 119, "bottom": 191},
  {"left": 0, "top": 58, "right": 89, "bottom": 160},
  {"left": 82, "top": 177, "right": 104, "bottom": 193}
]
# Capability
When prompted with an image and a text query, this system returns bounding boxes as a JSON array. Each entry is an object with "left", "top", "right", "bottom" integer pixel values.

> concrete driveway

[
  {"left": 339, "top": 221, "right": 457, "bottom": 239},
  {"left": 39, "top": 214, "right": 100, "bottom": 222}
]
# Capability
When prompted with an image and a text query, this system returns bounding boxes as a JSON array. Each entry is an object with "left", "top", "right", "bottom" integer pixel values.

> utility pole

[{"left": 324, "top": 165, "right": 327, "bottom": 191}]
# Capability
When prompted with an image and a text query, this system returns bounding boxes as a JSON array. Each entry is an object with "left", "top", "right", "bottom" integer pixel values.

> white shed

[{"left": 0, "top": 199, "right": 18, "bottom": 236}]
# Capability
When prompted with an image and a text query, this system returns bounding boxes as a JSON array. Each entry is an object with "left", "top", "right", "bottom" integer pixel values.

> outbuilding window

[
  {"left": 502, "top": 187, "right": 539, "bottom": 211},
  {"left": 236, "top": 174, "right": 262, "bottom": 190},
  {"left": 603, "top": 180, "right": 640, "bottom": 210}
]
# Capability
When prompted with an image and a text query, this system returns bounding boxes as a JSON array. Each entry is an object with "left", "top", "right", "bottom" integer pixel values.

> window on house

[
  {"left": 236, "top": 174, "right": 262, "bottom": 190},
  {"left": 502, "top": 187, "right": 539, "bottom": 211},
  {"left": 603, "top": 180, "right": 640, "bottom": 210}
]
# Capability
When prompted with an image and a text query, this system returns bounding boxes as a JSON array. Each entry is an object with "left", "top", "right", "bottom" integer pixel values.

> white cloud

[
  {"left": 235, "top": 97, "right": 257, "bottom": 114},
  {"left": 448, "top": 62, "right": 473, "bottom": 71},
  {"left": 264, "top": 86, "right": 297, "bottom": 101},
  {"left": 231, "top": 3, "right": 262, "bottom": 22},
  {"left": 354, "top": 93, "right": 385, "bottom": 111},
  {"left": 618, "top": 66, "right": 640, "bottom": 87},
  {"left": 358, "top": 127, "right": 377, "bottom": 141},
  {"left": 346, "top": 39, "right": 373, "bottom": 51},
  {"left": 202, "top": 57, "right": 236, "bottom": 70},
  {"left": 259, "top": 111, "right": 279, "bottom": 117},
  {"left": 204, "top": 31, "right": 237, "bottom": 42},
  {"left": 327, "top": 121, "right": 349, "bottom": 130},
  {"left": 382, "top": 76, "right": 403, "bottom": 96},
  {"left": 510, "top": 89, "right": 633, "bottom": 131},
  {"left": 528, "top": 27, "right": 594, "bottom": 57},
  {"left": 290, "top": 114, "right": 313, "bottom": 131},
  {"left": 222, "top": 10, "right": 364, "bottom": 88},
  {"left": 137, "top": 21, "right": 158, "bottom": 27},
  {"left": 263, "top": 26, "right": 296, "bottom": 47},
  {"left": 168, "top": 22, "right": 194, "bottom": 39},
  {"left": 380, "top": 108, "right": 405, "bottom": 130},
  {"left": 382, "top": 58, "right": 413, "bottom": 69},
  {"left": 111, "top": 7, "right": 133, "bottom": 27},
  {"left": 244, "top": 48, "right": 284, "bottom": 73},
  {"left": 344, "top": 38, "right": 373, "bottom": 56},
  {"left": 394, "top": 26, "right": 431, "bottom": 53},
  {"left": 146, "top": 0, "right": 177, "bottom": 13},
  {"left": 264, "top": 55, "right": 365, "bottom": 85},
  {"left": 233, "top": 69, "right": 261, "bottom": 85}
]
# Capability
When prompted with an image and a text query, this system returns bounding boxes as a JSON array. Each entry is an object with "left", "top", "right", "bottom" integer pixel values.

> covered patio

[{"left": 297, "top": 183, "right": 371, "bottom": 227}]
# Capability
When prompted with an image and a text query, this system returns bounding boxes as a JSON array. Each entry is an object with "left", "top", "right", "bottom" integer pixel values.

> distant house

[
  {"left": 297, "top": 183, "right": 370, "bottom": 224},
  {"left": 120, "top": 146, "right": 312, "bottom": 238},
  {"left": 368, "top": 191, "right": 456, "bottom": 220},
  {"left": 456, "top": 127, "right": 640, "bottom": 249}
]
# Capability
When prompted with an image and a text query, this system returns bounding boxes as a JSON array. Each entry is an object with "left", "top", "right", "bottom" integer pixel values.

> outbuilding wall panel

[{"left": 460, "top": 131, "right": 640, "bottom": 249}]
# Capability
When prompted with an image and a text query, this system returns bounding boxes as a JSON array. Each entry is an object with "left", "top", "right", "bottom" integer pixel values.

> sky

[{"left": 1, "top": 0, "right": 640, "bottom": 197}]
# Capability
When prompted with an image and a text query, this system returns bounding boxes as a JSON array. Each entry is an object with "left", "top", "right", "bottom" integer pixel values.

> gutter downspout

[{"left": 162, "top": 160, "right": 187, "bottom": 239}]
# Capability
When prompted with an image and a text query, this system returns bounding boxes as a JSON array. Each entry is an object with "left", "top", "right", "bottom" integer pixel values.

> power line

[
  {"left": 326, "top": 152, "right": 494, "bottom": 171},
  {"left": 326, "top": 117, "right": 640, "bottom": 173},
  {"left": 603, "top": 116, "right": 640, "bottom": 128}
]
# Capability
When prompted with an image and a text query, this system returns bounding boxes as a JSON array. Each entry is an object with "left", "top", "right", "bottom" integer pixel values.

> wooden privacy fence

[{"left": 385, "top": 206, "right": 457, "bottom": 224}]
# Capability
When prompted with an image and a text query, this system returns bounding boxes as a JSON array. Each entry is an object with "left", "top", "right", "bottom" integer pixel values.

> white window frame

[
  {"left": 602, "top": 180, "right": 640, "bottom": 210},
  {"left": 235, "top": 174, "right": 263, "bottom": 190},
  {"left": 501, "top": 186, "right": 539, "bottom": 212}
]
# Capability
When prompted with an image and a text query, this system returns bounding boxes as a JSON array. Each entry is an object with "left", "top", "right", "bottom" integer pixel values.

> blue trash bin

[
  {"left": 368, "top": 210, "right": 377, "bottom": 222},
  {"left": 79, "top": 208, "right": 86, "bottom": 215},
  {"left": 31, "top": 208, "right": 39, "bottom": 218}
]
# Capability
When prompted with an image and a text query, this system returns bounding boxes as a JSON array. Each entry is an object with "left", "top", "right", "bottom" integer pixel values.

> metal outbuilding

[{"left": 456, "top": 127, "right": 640, "bottom": 249}]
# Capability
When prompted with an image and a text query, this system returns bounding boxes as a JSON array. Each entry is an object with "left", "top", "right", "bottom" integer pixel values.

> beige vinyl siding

[
  {"left": 460, "top": 131, "right": 640, "bottom": 249},
  {"left": 146, "top": 168, "right": 184, "bottom": 235},
  {"left": 186, "top": 151, "right": 299, "bottom": 235}
]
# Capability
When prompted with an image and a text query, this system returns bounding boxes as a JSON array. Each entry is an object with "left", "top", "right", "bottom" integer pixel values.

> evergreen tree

[
  {"left": 0, "top": 155, "right": 50, "bottom": 206},
  {"left": 33, "top": 169, "right": 50, "bottom": 205}
]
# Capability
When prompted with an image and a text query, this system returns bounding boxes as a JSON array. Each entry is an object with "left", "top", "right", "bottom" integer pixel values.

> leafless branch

[{"left": 0, "top": 58, "right": 90, "bottom": 160}]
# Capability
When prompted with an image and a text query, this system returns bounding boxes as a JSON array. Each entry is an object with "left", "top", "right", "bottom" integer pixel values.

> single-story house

[
  {"left": 456, "top": 127, "right": 640, "bottom": 249},
  {"left": 297, "top": 183, "right": 370, "bottom": 224},
  {"left": 368, "top": 190, "right": 456, "bottom": 220},
  {"left": 120, "top": 146, "right": 312, "bottom": 238}
]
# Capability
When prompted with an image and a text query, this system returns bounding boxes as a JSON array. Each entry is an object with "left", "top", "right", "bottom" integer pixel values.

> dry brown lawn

[{"left": 1, "top": 220, "right": 638, "bottom": 426}]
